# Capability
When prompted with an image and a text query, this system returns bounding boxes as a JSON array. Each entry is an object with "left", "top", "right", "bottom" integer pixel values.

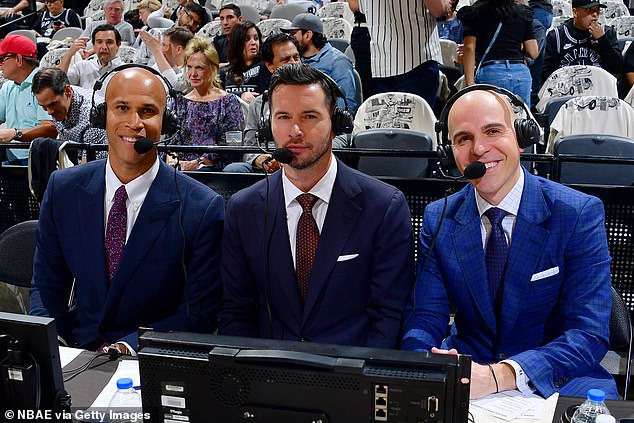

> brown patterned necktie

[{"left": 295, "top": 193, "right": 320, "bottom": 304}]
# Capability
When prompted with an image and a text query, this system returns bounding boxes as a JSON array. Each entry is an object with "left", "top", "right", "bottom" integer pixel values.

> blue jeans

[
  {"left": 374, "top": 60, "right": 440, "bottom": 107},
  {"left": 476, "top": 62, "right": 532, "bottom": 107},
  {"left": 529, "top": 8, "right": 553, "bottom": 106}
]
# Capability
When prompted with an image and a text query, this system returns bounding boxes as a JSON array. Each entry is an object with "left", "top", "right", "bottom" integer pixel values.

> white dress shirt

[
  {"left": 474, "top": 169, "right": 535, "bottom": 395},
  {"left": 104, "top": 157, "right": 160, "bottom": 242},
  {"left": 282, "top": 155, "right": 338, "bottom": 268}
]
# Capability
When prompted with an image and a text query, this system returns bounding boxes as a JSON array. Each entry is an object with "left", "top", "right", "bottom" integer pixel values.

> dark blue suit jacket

[
  {"left": 219, "top": 159, "right": 414, "bottom": 348},
  {"left": 30, "top": 160, "right": 224, "bottom": 349},
  {"left": 403, "top": 169, "right": 618, "bottom": 399}
]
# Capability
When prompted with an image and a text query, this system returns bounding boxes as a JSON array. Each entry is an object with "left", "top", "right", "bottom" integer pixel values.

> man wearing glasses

[
  {"left": 0, "top": 35, "right": 56, "bottom": 165},
  {"left": 543, "top": 0, "right": 622, "bottom": 80}
]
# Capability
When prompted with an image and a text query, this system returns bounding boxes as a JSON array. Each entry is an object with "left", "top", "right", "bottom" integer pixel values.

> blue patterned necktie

[
  {"left": 485, "top": 207, "right": 509, "bottom": 307},
  {"left": 105, "top": 185, "right": 128, "bottom": 284},
  {"left": 296, "top": 193, "right": 320, "bottom": 304}
]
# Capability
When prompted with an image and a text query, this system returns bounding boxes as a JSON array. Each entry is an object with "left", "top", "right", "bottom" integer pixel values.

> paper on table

[
  {"left": 88, "top": 360, "right": 141, "bottom": 408},
  {"left": 59, "top": 346, "right": 83, "bottom": 368},
  {"left": 470, "top": 391, "right": 559, "bottom": 423}
]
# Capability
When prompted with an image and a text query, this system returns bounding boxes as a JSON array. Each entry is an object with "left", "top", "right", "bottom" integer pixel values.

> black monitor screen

[
  {"left": 0, "top": 312, "right": 65, "bottom": 412},
  {"left": 138, "top": 330, "right": 471, "bottom": 423}
]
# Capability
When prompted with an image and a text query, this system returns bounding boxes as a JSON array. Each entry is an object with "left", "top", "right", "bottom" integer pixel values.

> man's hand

[
  {"left": 241, "top": 91, "right": 260, "bottom": 104},
  {"left": 254, "top": 154, "right": 281, "bottom": 173},
  {"left": 470, "top": 363, "right": 498, "bottom": 399},
  {"left": 69, "top": 36, "right": 88, "bottom": 55},
  {"left": 0, "top": 128, "right": 17, "bottom": 143},
  {"left": 180, "top": 159, "right": 201, "bottom": 171},
  {"left": 139, "top": 30, "right": 161, "bottom": 54},
  {"left": 588, "top": 20, "right": 605, "bottom": 39}
]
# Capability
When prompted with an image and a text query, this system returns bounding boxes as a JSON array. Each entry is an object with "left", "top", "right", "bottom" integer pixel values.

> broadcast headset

[{"left": 434, "top": 84, "right": 541, "bottom": 173}]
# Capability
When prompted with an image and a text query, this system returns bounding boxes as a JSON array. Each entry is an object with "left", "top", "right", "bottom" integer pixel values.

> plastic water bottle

[
  {"left": 570, "top": 389, "right": 611, "bottom": 423},
  {"left": 107, "top": 378, "right": 142, "bottom": 422}
]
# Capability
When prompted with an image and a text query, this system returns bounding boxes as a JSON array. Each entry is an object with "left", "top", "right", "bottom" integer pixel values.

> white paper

[
  {"left": 59, "top": 346, "right": 83, "bottom": 368},
  {"left": 470, "top": 391, "right": 559, "bottom": 423},
  {"left": 89, "top": 360, "right": 141, "bottom": 408}
]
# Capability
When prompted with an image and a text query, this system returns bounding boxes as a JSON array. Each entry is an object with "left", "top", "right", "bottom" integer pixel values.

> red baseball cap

[{"left": 0, "top": 34, "right": 37, "bottom": 58}]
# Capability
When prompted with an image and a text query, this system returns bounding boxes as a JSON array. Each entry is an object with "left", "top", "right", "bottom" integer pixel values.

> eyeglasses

[
  {"left": 183, "top": 8, "right": 202, "bottom": 27},
  {"left": 0, "top": 54, "right": 17, "bottom": 64}
]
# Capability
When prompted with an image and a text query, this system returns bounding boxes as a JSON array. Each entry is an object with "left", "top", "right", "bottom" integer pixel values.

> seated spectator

[
  {"left": 80, "top": 0, "right": 135, "bottom": 49},
  {"left": 32, "top": 0, "right": 81, "bottom": 39},
  {"left": 437, "top": 0, "right": 463, "bottom": 45},
  {"left": 59, "top": 24, "right": 123, "bottom": 91},
  {"left": 168, "top": 37, "right": 244, "bottom": 171},
  {"left": 139, "top": 26, "right": 194, "bottom": 92},
  {"left": 0, "top": 35, "right": 57, "bottom": 165},
  {"left": 170, "top": 0, "right": 190, "bottom": 21},
  {"left": 32, "top": 0, "right": 82, "bottom": 59},
  {"left": 623, "top": 43, "right": 634, "bottom": 91},
  {"left": 214, "top": 3, "right": 243, "bottom": 64},
  {"left": 221, "top": 21, "right": 263, "bottom": 104},
  {"left": 224, "top": 33, "right": 302, "bottom": 173},
  {"left": 32, "top": 67, "right": 107, "bottom": 162},
  {"left": 543, "top": 0, "right": 622, "bottom": 82},
  {"left": 0, "top": 0, "right": 31, "bottom": 38},
  {"left": 282, "top": 13, "right": 358, "bottom": 114},
  {"left": 147, "top": 2, "right": 207, "bottom": 33},
  {"left": 132, "top": 0, "right": 162, "bottom": 48}
]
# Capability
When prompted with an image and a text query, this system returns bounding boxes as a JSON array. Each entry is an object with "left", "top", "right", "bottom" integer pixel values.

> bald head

[
  {"left": 448, "top": 90, "right": 516, "bottom": 143},
  {"left": 106, "top": 67, "right": 167, "bottom": 109}
]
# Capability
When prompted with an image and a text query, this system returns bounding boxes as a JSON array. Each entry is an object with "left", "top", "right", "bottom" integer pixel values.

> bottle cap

[
  {"left": 116, "top": 377, "right": 133, "bottom": 389},
  {"left": 586, "top": 388, "right": 606, "bottom": 402},
  {"left": 596, "top": 415, "right": 615, "bottom": 423}
]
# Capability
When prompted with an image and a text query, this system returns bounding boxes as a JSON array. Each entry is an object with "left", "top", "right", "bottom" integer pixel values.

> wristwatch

[{"left": 14, "top": 129, "right": 23, "bottom": 141}]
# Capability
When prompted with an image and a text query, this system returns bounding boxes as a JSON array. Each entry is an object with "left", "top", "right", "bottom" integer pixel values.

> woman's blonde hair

[
  {"left": 137, "top": 0, "right": 161, "bottom": 12},
  {"left": 183, "top": 36, "right": 222, "bottom": 89}
]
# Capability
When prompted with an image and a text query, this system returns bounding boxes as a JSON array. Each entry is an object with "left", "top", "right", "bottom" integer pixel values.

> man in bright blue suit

[
  {"left": 219, "top": 63, "right": 413, "bottom": 348},
  {"left": 403, "top": 87, "right": 618, "bottom": 399},
  {"left": 30, "top": 67, "right": 224, "bottom": 354}
]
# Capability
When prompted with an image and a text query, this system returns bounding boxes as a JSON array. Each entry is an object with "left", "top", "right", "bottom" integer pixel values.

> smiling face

[
  {"left": 35, "top": 85, "right": 73, "bottom": 121},
  {"left": 105, "top": 68, "right": 165, "bottom": 183},
  {"left": 448, "top": 90, "right": 523, "bottom": 205}
]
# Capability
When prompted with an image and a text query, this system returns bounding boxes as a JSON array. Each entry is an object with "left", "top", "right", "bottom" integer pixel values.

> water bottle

[
  {"left": 570, "top": 389, "right": 610, "bottom": 423},
  {"left": 107, "top": 377, "right": 142, "bottom": 422}
]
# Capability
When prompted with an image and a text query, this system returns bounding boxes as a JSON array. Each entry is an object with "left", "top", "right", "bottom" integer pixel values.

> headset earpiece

[
  {"left": 435, "top": 84, "right": 540, "bottom": 171},
  {"left": 90, "top": 64, "right": 179, "bottom": 135}
]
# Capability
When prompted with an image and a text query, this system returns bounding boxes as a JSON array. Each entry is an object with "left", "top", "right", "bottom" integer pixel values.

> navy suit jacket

[
  {"left": 30, "top": 160, "right": 224, "bottom": 349},
  {"left": 219, "top": 159, "right": 414, "bottom": 348},
  {"left": 403, "top": 169, "right": 618, "bottom": 399}
]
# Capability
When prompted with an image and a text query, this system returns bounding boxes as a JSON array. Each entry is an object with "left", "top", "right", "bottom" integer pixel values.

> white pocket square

[
  {"left": 530, "top": 266, "right": 559, "bottom": 282},
  {"left": 337, "top": 254, "right": 359, "bottom": 262}
]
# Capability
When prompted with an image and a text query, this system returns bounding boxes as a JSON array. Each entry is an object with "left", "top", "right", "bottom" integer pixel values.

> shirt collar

[
  {"left": 105, "top": 156, "right": 160, "bottom": 207},
  {"left": 303, "top": 42, "right": 331, "bottom": 62},
  {"left": 63, "top": 88, "right": 84, "bottom": 127},
  {"left": 475, "top": 167, "right": 525, "bottom": 217},
  {"left": 282, "top": 154, "right": 338, "bottom": 208},
  {"left": 15, "top": 66, "right": 39, "bottom": 88}
]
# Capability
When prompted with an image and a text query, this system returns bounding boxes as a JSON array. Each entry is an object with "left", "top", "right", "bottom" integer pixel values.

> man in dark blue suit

[
  {"left": 403, "top": 87, "right": 618, "bottom": 399},
  {"left": 30, "top": 67, "right": 224, "bottom": 354},
  {"left": 219, "top": 63, "right": 413, "bottom": 348}
]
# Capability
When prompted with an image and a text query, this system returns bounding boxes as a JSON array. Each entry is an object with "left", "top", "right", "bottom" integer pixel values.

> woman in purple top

[{"left": 170, "top": 36, "right": 244, "bottom": 171}]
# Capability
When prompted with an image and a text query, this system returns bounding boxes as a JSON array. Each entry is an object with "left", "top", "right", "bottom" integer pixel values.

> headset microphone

[
  {"left": 271, "top": 148, "right": 293, "bottom": 164},
  {"left": 463, "top": 161, "right": 486, "bottom": 180},
  {"left": 133, "top": 138, "right": 157, "bottom": 154}
]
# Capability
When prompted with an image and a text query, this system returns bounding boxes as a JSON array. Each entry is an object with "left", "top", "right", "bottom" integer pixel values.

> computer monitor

[
  {"left": 0, "top": 312, "right": 66, "bottom": 412},
  {"left": 138, "top": 329, "right": 471, "bottom": 423}
]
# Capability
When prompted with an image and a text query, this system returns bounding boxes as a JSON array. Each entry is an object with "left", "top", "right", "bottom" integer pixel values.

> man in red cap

[{"left": 0, "top": 34, "right": 56, "bottom": 165}]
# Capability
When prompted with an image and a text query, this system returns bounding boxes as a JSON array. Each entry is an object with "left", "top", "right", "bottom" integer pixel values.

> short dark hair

[
  {"left": 22, "top": 56, "right": 40, "bottom": 68},
  {"left": 269, "top": 63, "right": 337, "bottom": 113},
  {"left": 186, "top": 2, "right": 209, "bottom": 28},
  {"left": 32, "top": 67, "right": 70, "bottom": 95},
  {"left": 261, "top": 33, "right": 299, "bottom": 64},
  {"left": 164, "top": 26, "right": 194, "bottom": 48},
  {"left": 219, "top": 3, "right": 241, "bottom": 16},
  {"left": 309, "top": 30, "right": 327, "bottom": 49},
  {"left": 91, "top": 23, "right": 121, "bottom": 44}
]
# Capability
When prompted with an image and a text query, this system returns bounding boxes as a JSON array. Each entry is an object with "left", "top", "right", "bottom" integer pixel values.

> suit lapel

[
  {"left": 302, "top": 163, "right": 362, "bottom": 322},
  {"left": 266, "top": 172, "right": 303, "bottom": 324},
  {"left": 103, "top": 162, "right": 179, "bottom": 313},
  {"left": 499, "top": 171, "right": 550, "bottom": 342},
  {"left": 453, "top": 185, "right": 497, "bottom": 335},
  {"left": 77, "top": 162, "right": 108, "bottom": 302}
]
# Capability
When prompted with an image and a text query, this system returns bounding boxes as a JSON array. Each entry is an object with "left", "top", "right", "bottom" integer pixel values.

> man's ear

[{"left": 264, "top": 61, "right": 275, "bottom": 73}]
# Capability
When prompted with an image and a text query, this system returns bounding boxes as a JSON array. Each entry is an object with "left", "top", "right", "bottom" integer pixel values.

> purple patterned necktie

[
  {"left": 105, "top": 185, "right": 128, "bottom": 284},
  {"left": 296, "top": 193, "right": 320, "bottom": 304},
  {"left": 485, "top": 207, "right": 509, "bottom": 309}
]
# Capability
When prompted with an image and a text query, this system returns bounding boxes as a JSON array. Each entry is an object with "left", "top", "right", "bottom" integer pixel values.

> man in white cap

[{"left": 0, "top": 34, "right": 56, "bottom": 165}]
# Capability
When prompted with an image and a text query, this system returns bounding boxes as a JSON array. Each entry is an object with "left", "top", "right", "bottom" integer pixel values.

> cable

[
  {"left": 262, "top": 167, "right": 274, "bottom": 338},
  {"left": 62, "top": 350, "right": 120, "bottom": 383}
]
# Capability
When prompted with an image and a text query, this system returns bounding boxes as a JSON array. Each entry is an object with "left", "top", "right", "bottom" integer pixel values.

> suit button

[{"left": 497, "top": 353, "right": 506, "bottom": 360}]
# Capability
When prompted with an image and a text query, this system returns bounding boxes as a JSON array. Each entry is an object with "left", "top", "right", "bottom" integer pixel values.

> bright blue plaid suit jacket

[{"left": 402, "top": 168, "right": 618, "bottom": 399}]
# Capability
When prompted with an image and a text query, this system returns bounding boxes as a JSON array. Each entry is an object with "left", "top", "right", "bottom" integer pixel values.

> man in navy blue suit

[
  {"left": 219, "top": 63, "right": 413, "bottom": 348},
  {"left": 403, "top": 87, "right": 618, "bottom": 399},
  {"left": 30, "top": 67, "right": 224, "bottom": 354}
]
